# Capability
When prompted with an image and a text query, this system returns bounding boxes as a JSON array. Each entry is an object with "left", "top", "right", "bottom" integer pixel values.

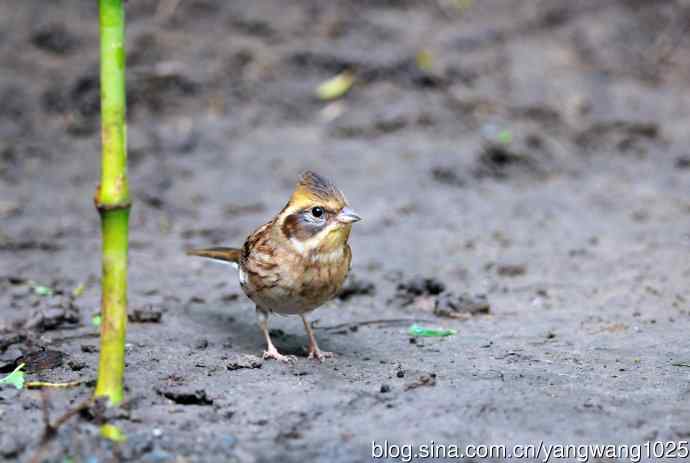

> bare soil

[{"left": 1, "top": 1, "right": 690, "bottom": 462}]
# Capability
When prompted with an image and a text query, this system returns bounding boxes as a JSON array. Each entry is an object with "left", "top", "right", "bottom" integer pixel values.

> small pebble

[
  {"left": 496, "top": 264, "right": 527, "bottom": 277},
  {"left": 67, "top": 359, "right": 87, "bottom": 371},
  {"left": 675, "top": 156, "right": 690, "bottom": 169}
]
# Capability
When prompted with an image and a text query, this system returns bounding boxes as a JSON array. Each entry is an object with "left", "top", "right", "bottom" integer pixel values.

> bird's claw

[
  {"left": 263, "top": 348, "right": 296, "bottom": 363},
  {"left": 308, "top": 348, "right": 334, "bottom": 362}
]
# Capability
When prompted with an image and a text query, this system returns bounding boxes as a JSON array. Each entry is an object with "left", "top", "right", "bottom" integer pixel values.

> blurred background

[{"left": 1, "top": 1, "right": 690, "bottom": 461}]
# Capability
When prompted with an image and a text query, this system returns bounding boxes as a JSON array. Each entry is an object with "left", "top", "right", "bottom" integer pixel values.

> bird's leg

[
  {"left": 256, "top": 308, "right": 294, "bottom": 363},
  {"left": 300, "top": 314, "right": 334, "bottom": 361}
]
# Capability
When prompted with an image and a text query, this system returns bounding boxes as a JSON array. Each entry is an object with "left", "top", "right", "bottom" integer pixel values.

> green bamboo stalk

[{"left": 94, "top": 0, "right": 130, "bottom": 406}]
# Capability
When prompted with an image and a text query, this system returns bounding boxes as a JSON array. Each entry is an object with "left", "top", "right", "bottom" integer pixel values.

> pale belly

[{"left": 238, "top": 262, "right": 346, "bottom": 315}]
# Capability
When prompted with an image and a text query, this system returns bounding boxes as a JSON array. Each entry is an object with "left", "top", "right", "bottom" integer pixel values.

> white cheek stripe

[
  {"left": 290, "top": 237, "right": 307, "bottom": 255},
  {"left": 238, "top": 266, "right": 247, "bottom": 285},
  {"left": 290, "top": 223, "right": 341, "bottom": 257}
]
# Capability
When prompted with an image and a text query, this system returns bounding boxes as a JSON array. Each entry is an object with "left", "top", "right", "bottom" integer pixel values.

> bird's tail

[{"left": 186, "top": 247, "right": 241, "bottom": 264}]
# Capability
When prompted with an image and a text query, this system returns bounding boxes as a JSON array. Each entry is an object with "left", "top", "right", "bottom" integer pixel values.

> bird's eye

[{"left": 311, "top": 207, "right": 324, "bottom": 218}]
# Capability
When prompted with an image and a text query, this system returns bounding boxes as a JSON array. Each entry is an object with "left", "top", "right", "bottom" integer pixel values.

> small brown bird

[{"left": 187, "top": 171, "right": 361, "bottom": 362}]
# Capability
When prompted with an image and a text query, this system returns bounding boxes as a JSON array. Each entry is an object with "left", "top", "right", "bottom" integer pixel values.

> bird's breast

[{"left": 240, "top": 244, "right": 350, "bottom": 314}]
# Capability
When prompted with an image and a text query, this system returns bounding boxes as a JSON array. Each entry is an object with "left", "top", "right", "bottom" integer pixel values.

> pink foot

[
  {"left": 308, "top": 348, "right": 334, "bottom": 362},
  {"left": 263, "top": 347, "right": 296, "bottom": 363}
]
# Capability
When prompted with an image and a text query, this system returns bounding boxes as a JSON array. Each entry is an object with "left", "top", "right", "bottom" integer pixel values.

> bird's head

[{"left": 277, "top": 171, "right": 361, "bottom": 255}]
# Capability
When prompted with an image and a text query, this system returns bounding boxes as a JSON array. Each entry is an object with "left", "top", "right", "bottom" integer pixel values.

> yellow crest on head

[{"left": 289, "top": 171, "right": 347, "bottom": 211}]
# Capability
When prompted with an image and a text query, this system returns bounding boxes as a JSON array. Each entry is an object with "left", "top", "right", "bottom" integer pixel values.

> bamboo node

[{"left": 94, "top": 198, "right": 132, "bottom": 212}]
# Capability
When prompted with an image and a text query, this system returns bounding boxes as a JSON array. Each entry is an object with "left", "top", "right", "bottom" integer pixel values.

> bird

[{"left": 187, "top": 171, "right": 361, "bottom": 362}]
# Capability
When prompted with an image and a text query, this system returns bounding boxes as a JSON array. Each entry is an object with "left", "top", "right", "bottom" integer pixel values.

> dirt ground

[{"left": 1, "top": 0, "right": 690, "bottom": 461}]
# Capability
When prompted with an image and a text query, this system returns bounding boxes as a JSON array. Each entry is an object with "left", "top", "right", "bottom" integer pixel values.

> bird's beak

[{"left": 336, "top": 207, "right": 362, "bottom": 224}]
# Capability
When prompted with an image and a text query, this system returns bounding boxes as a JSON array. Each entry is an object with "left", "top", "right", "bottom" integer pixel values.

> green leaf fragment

[
  {"left": 101, "top": 424, "right": 127, "bottom": 443},
  {"left": 33, "top": 285, "right": 54, "bottom": 296},
  {"left": 316, "top": 70, "right": 354, "bottom": 101},
  {"left": 408, "top": 324, "right": 456, "bottom": 337},
  {"left": 72, "top": 282, "right": 86, "bottom": 298},
  {"left": 416, "top": 49, "right": 433, "bottom": 73},
  {"left": 497, "top": 129, "right": 512, "bottom": 145},
  {"left": 92, "top": 314, "right": 102, "bottom": 327},
  {"left": 453, "top": 0, "right": 474, "bottom": 12},
  {"left": 0, "top": 363, "right": 25, "bottom": 389}
]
